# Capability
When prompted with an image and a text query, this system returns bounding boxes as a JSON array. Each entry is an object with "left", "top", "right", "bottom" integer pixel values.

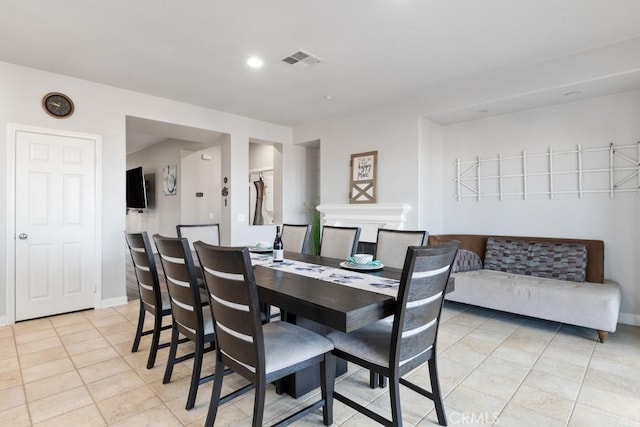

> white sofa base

[{"left": 446, "top": 269, "right": 622, "bottom": 337}]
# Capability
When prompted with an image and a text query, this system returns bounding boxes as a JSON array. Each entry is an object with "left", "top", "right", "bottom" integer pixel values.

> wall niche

[{"left": 249, "top": 140, "right": 282, "bottom": 226}]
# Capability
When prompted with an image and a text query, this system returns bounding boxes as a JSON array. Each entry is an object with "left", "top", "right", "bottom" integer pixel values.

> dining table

[
  {"left": 250, "top": 250, "right": 454, "bottom": 398},
  {"left": 254, "top": 251, "right": 399, "bottom": 333},
  {"left": 250, "top": 251, "right": 396, "bottom": 397}
]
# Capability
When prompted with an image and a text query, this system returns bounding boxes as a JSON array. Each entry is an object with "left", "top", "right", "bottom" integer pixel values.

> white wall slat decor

[{"left": 455, "top": 142, "right": 640, "bottom": 201}]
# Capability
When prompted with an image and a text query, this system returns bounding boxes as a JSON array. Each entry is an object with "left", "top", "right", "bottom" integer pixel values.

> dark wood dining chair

[
  {"left": 368, "top": 228, "right": 430, "bottom": 388},
  {"left": 375, "top": 228, "right": 428, "bottom": 269},
  {"left": 124, "top": 231, "right": 172, "bottom": 369},
  {"left": 194, "top": 242, "right": 336, "bottom": 427},
  {"left": 281, "top": 223, "right": 312, "bottom": 254},
  {"left": 327, "top": 242, "right": 459, "bottom": 426},
  {"left": 153, "top": 234, "right": 216, "bottom": 410},
  {"left": 176, "top": 223, "right": 220, "bottom": 250},
  {"left": 319, "top": 225, "right": 361, "bottom": 259}
]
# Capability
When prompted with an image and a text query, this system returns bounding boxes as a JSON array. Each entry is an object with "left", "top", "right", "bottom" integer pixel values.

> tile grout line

[
  {"left": 10, "top": 322, "right": 33, "bottom": 426},
  {"left": 564, "top": 338, "right": 597, "bottom": 426},
  {"left": 90, "top": 305, "right": 180, "bottom": 426},
  {"left": 489, "top": 321, "right": 563, "bottom": 426},
  {"left": 55, "top": 310, "right": 108, "bottom": 426}
]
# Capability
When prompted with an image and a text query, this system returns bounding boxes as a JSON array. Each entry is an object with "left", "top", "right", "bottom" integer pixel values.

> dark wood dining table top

[{"left": 253, "top": 251, "right": 399, "bottom": 333}]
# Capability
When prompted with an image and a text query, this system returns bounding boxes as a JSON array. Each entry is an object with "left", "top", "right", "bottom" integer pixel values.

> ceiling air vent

[{"left": 281, "top": 50, "right": 322, "bottom": 69}]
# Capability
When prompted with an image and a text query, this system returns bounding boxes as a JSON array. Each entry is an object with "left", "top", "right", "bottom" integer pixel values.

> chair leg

[
  {"left": 204, "top": 357, "right": 226, "bottom": 427},
  {"left": 146, "top": 312, "right": 163, "bottom": 369},
  {"left": 321, "top": 353, "right": 336, "bottom": 426},
  {"left": 429, "top": 357, "right": 447, "bottom": 426},
  {"left": 186, "top": 337, "right": 205, "bottom": 410},
  {"left": 163, "top": 324, "right": 179, "bottom": 384},
  {"left": 389, "top": 372, "right": 403, "bottom": 427},
  {"left": 131, "top": 305, "right": 145, "bottom": 353},
  {"left": 369, "top": 371, "right": 388, "bottom": 389},
  {"left": 379, "top": 374, "right": 388, "bottom": 388},
  {"left": 252, "top": 379, "right": 266, "bottom": 427},
  {"left": 369, "top": 370, "right": 377, "bottom": 388}
]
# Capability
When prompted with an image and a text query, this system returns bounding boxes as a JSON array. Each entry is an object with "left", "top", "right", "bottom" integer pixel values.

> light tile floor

[{"left": 1, "top": 301, "right": 639, "bottom": 426}]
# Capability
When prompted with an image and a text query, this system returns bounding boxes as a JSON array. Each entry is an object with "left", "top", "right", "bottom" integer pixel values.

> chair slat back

[
  {"left": 392, "top": 243, "right": 458, "bottom": 373},
  {"left": 281, "top": 224, "right": 311, "bottom": 254},
  {"left": 153, "top": 235, "right": 204, "bottom": 338},
  {"left": 375, "top": 229, "right": 428, "bottom": 269},
  {"left": 125, "top": 232, "right": 161, "bottom": 312},
  {"left": 177, "top": 224, "right": 220, "bottom": 251},
  {"left": 320, "top": 225, "right": 361, "bottom": 259},
  {"left": 194, "top": 243, "right": 263, "bottom": 380}
]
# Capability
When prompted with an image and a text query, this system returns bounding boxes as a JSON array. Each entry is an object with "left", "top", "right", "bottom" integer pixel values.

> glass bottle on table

[{"left": 273, "top": 225, "right": 284, "bottom": 262}]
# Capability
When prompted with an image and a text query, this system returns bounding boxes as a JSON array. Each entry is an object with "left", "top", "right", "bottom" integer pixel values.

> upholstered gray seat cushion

[
  {"left": 198, "top": 287, "right": 210, "bottom": 304},
  {"left": 263, "top": 321, "right": 334, "bottom": 374},
  {"left": 327, "top": 320, "right": 392, "bottom": 367},
  {"left": 202, "top": 307, "right": 214, "bottom": 335},
  {"left": 446, "top": 270, "right": 621, "bottom": 332}
]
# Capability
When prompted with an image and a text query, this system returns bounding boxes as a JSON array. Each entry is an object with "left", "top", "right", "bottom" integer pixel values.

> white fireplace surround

[{"left": 316, "top": 203, "right": 412, "bottom": 243}]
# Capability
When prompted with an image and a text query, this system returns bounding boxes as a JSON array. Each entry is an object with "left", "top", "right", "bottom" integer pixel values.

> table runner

[{"left": 250, "top": 253, "right": 400, "bottom": 297}]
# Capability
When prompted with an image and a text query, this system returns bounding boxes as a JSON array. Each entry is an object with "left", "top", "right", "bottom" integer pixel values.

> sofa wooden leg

[{"left": 597, "top": 330, "right": 608, "bottom": 343}]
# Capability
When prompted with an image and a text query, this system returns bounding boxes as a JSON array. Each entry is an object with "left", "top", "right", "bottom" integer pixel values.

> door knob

[{"left": 18, "top": 233, "right": 28, "bottom": 240}]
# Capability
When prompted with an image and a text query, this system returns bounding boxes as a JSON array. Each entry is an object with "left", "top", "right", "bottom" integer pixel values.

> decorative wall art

[
  {"left": 454, "top": 142, "right": 640, "bottom": 201},
  {"left": 350, "top": 151, "right": 377, "bottom": 203},
  {"left": 162, "top": 164, "right": 177, "bottom": 195}
]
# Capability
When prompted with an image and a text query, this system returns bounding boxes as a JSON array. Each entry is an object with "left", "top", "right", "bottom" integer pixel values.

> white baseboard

[
  {"left": 618, "top": 312, "right": 640, "bottom": 326},
  {"left": 0, "top": 316, "right": 6, "bottom": 327},
  {"left": 99, "top": 296, "right": 128, "bottom": 309}
]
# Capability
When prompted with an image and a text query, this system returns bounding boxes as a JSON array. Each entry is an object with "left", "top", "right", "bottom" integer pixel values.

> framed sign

[{"left": 350, "top": 151, "right": 377, "bottom": 203}]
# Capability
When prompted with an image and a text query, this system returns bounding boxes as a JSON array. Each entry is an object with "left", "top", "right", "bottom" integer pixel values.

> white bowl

[
  {"left": 256, "top": 241, "right": 272, "bottom": 249},
  {"left": 352, "top": 253, "right": 373, "bottom": 264}
]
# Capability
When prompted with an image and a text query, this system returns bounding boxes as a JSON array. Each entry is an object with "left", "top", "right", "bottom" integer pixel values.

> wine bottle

[{"left": 273, "top": 225, "right": 284, "bottom": 262}]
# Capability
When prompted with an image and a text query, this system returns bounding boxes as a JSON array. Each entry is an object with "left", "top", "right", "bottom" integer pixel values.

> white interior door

[{"left": 15, "top": 129, "right": 96, "bottom": 321}]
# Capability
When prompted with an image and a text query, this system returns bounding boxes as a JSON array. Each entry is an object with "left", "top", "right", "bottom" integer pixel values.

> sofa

[{"left": 428, "top": 234, "right": 622, "bottom": 342}]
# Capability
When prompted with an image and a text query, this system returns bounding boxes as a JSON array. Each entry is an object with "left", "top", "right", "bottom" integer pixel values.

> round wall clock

[{"left": 42, "top": 92, "right": 74, "bottom": 118}]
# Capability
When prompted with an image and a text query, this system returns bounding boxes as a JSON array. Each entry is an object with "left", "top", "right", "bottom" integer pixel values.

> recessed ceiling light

[
  {"left": 564, "top": 91, "right": 582, "bottom": 97},
  {"left": 323, "top": 95, "right": 333, "bottom": 101},
  {"left": 246, "top": 57, "right": 264, "bottom": 68}
]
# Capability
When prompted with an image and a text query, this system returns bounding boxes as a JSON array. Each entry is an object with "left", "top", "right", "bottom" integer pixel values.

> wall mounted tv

[{"left": 126, "top": 166, "right": 148, "bottom": 209}]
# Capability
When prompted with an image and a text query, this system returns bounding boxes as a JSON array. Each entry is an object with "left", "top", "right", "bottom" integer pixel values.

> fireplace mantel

[{"left": 316, "top": 203, "right": 411, "bottom": 243}]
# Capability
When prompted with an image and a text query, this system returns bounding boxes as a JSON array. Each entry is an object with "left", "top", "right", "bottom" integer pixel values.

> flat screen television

[{"left": 126, "top": 166, "right": 148, "bottom": 209}]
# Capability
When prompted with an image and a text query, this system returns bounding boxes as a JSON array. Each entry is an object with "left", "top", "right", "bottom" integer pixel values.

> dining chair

[
  {"left": 153, "top": 234, "right": 217, "bottom": 410},
  {"left": 367, "top": 228, "right": 430, "bottom": 387},
  {"left": 375, "top": 229, "right": 429, "bottom": 269},
  {"left": 176, "top": 223, "right": 220, "bottom": 251},
  {"left": 125, "top": 231, "right": 173, "bottom": 369},
  {"left": 319, "top": 225, "right": 361, "bottom": 260},
  {"left": 327, "top": 242, "right": 459, "bottom": 426},
  {"left": 194, "top": 242, "right": 336, "bottom": 427},
  {"left": 281, "top": 223, "right": 311, "bottom": 254}
]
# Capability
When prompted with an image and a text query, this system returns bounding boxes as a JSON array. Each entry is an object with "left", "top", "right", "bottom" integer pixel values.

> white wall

[
  {"left": 181, "top": 146, "right": 223, "bottom": 228},
  {"left": 294, "top": 103, "right": 422, "bottom": 227},
  {"left": 1, "top": 61, "right": 294, "bottom": 319},
  {"left": 249, "top": 143, "right": 275, "bottom": 171},
  {"left": 419, "top": 118, "right": 445, "bottom": 234},
  {"left": 442, "top": 91, "right": 640, "bottom": 324}
]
